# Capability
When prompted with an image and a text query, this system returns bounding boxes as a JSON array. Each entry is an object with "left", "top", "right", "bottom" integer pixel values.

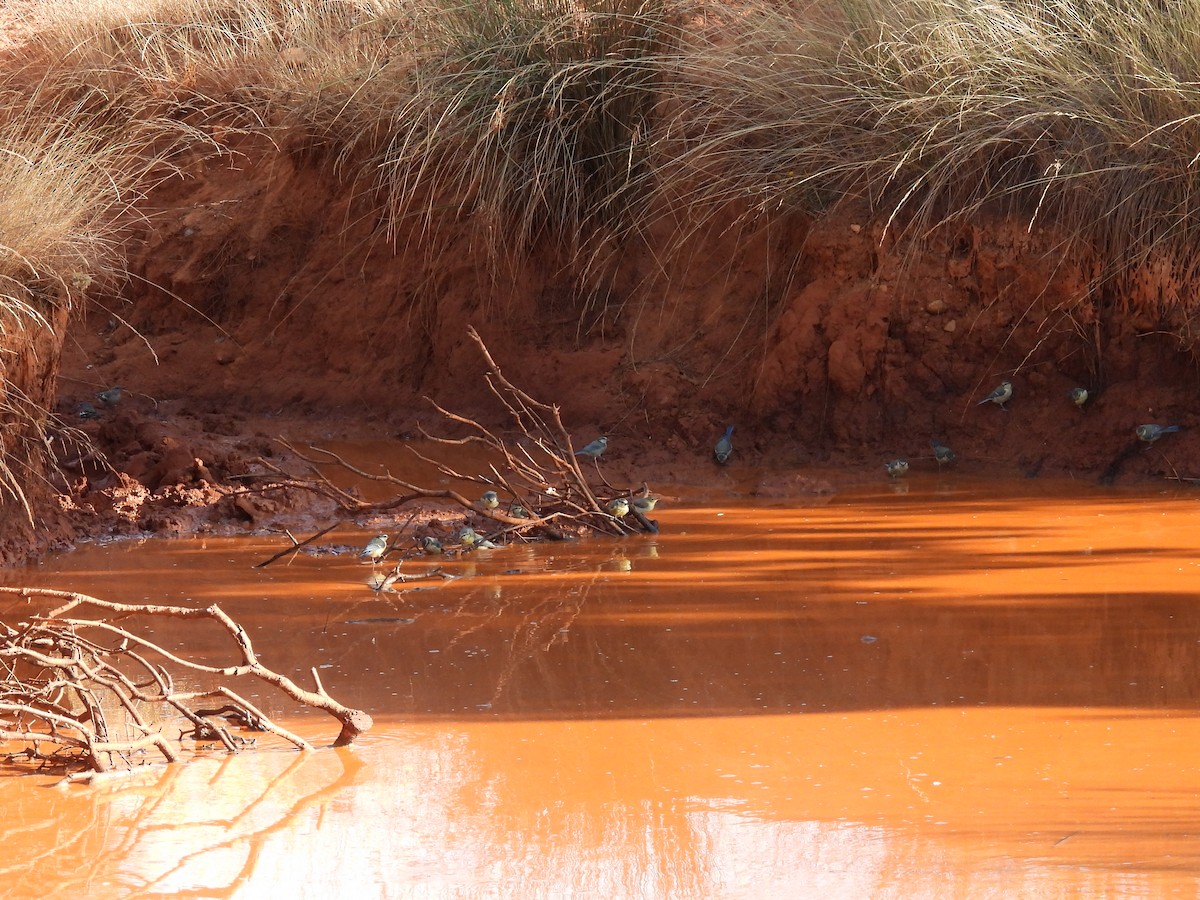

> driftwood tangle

[
  {"left": 250, "top": 328, "right": 656, "bottom": 567},
  {"left": 0, "top": 587, "right": 371, "bottom": 777}
]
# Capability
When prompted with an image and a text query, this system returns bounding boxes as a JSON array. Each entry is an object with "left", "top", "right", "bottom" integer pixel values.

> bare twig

[{"left": 0, "top": 586, "right": 373, "bottom": 773}]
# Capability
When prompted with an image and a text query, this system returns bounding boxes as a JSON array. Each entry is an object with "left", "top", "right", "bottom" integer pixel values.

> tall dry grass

[
  {"left": 0, "top": 95, "right": 154, "bottom": 520},
  {"left": 6, "top": 0, "right": 1200, "bottom": 340},
  {"left": 664, "top": 0, "right": 1200, "bottom": 313}
]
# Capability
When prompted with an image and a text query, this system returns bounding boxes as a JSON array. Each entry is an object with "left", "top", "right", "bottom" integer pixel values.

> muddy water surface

[{"left": 5, "top": 475, "right": 1200, "bottom": 897}]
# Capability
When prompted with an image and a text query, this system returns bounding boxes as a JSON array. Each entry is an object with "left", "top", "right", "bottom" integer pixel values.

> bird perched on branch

[
  {"left": 1136, "top": 423, "right": 1180, "bottom": 443},
  {"left": 632, "top": 496, "right": 658, "bottom": 515},
  {"left": 885, "top": 459, "right": 909, "bottom": 478},
  {"left": 360, "top": 533, "right": 389, "bottom": 564},
  {"left": 977, "top": 381, "right": 1013, "bottom": 409},
  {"left": 96, "top": 386, "right": 123, "bottom": 407},
  {"left": 931, "top": 439, "right": 955, "bottom": 467},
  {"left": 714, "top": 425, "right": 734, "bottom": 465},
  {"left": 575, "top": 436, "right": 608, "bottom": 459},
  {"left": 480, "top": 490, "right": 499, "bottom": 510},
  {"left": 1069, "top": 387, "right": 1089, "bottom": 408},
  {"left": 607, "top": 497, "right": 630, "bottom": 517},
  {"left": 459, "top": 526, "right": 497, "bottom": 549}
]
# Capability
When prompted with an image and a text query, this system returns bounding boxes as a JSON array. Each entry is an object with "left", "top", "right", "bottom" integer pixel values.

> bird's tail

[
  {"left": 1167, "top": 425, "right": 1182, "bottom": 433},
  {"left": 724, "top": 425, "right": 734, "bottom": 439}
]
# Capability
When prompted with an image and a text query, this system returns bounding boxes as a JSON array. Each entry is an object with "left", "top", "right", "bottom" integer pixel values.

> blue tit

[
  {"left": 96, "top": 386, "right": 123, "bottom": 406},
  {"left": 607, "top": 497, "right": 630, "bottom": 517},
  {"left": 884, "top": 459, "right": 909, "bottom": 478},
  {"left": 77, "top": 401, "right": 101, "bottom": 420},
  {"left": 480, "top": 490, "right": 499, "bottom": 509},
  {"left": 931, "top": 439, "right": 955, "bottom": 466},
  {"left": 509, "top": 505, "right": 531, "bottom": 519},
  {"left": 714, "top": 425, "right": 734, "bottom": 465},
  {"left": 575, "top": 436, "right": 608, "bottom": 459},
  {"left": 359, "top": 533, "right": 389, "bottom": 564},
  {"left": 421, "top": 535, "right": 443, "bottom": 554},
  {"left": 1069, "top": 387, "right": 1088, "bottom": 407},
  {"left": 631, "top": 496, "right": 658, "bottom": 514},
  {"left": 1136, "top": 423, "right": 1181, "bottom": 443},
  {"left": 977, "top": 380, "right": 1013, "bottom": 409},
  {"left": 458, "top": 526, "right": 480, "bottom": 547}
]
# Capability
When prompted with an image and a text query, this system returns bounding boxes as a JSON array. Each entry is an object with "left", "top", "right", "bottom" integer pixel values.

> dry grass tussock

[{"left": 0, "top": 95, "right": 155, "bottom": 522}]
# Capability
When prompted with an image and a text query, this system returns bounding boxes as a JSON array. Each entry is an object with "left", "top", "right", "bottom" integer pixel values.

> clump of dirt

[{"left": 32, "top": 137, "right": 1200, "bottom": 559}]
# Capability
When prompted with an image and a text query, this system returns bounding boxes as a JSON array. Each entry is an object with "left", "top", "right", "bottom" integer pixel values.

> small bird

[
  {"left": 1136, "top": 423, "right": 1181, "bottom": 443},
  {"left": 977, "top": 381, "right": 1013, "bottom": 409},
  {"left": 420, "top": 535, "right": 443, "bottom": 554},
  {"left": 714, "top": 425, "right": 734, "bottom": 465},
  {"left": 632, "top": 496, "right": 658, "bottom": 514},
  {"left": 575, "top": 436, "right": 608, "bottom": 459},
  {"left": 931, "top": 439, "right": 955, "bottom": 466},
  {"left": 96, "top": 386, "right": 123, "bottom": 406},
  {"left": 509, "top": 505, "right": 531, "bottom": 519},
  {"left": 1069, "top": 387, "right": 1089, "bottom": 408},
  {"left": 359, "top": 533, "right": 389, "bottom": 564},
  {"left": 607, "top": 497, "right": 630, "bottom": 517},
  {"left": 76, "top": 401, "right": 101, "bottom": 420},
  {"left": 885, "top": 459, "right": 909, "bottom": 478},
  {"left": 458, "top": 526, "right": 480, "bottom": 547},
  {"left": 480, "top": 490, "right": 499, "bottom": 510}
]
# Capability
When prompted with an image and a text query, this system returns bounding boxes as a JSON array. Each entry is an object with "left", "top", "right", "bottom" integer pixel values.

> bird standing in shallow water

[
  {"left": 931, "top": 439, "right": 955, "bottom": 467},
  {"left": 977, "top": 381, "right": 1013, "bottom": 409},
  {"left": 1136, "top": 423, "right": 1180, "bottom": 443},
  {"left": 607, "top": 497, "right": 630, "bottom": 517},
  {"left": 509, "top": 505, "right": 530, "bottom": 519},
  {"left": 1069, "top": 387, "right": 1089, "bottom": 408},
  {"left": 714, "top": 425, "right": 734, "bottom": 465},
  {"left": 575, "top": 436, "right": 608, "bottom": 459},
  {"left": 480, "top": 490, "right": 499, "bottom": 510},
  {"left": 360, "top": 533, "right": 389, "bottom": 564},
  {"left": 885, "top": 459, "right": 909, "bottom": 478},
  {"left": 421, "top": 535, "right": 443, "bottom": 554}
]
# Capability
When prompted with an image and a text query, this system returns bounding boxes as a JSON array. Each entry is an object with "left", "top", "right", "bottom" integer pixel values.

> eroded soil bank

[{"left": 35, "top": 130, "right": 1200, "bottom": 560}]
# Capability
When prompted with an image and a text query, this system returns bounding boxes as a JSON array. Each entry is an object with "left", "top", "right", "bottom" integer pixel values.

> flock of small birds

[
  {"left": 883, "top": 380, "right": 1182, "bottom": 478},
  {"left": 355, "top": 424, "right": 737, "bottom": 590},
  {"left": 75, "top": 385, "right": 122, "bottom": 419}
]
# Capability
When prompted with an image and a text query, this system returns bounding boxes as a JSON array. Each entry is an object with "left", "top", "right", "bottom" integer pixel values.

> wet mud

[{"left": 4, "top": 476, "right": 1200, "bottom": 895}]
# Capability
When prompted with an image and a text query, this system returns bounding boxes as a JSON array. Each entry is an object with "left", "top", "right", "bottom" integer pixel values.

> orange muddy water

[{"left": 5, "top": 475, "right": 1200, "bottom": 897}]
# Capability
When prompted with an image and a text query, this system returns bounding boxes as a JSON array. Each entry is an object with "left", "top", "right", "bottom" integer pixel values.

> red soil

[{"left": 41, "top": 130, "right": 1198, "bottom": 555}]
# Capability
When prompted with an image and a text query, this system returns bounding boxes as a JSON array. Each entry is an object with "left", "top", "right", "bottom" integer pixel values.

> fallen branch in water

[
  {"left": 240, "top": 328, "right": 656, "bottom": 563},
  {"left": 0, "top": 587, "right": 372, "bottom": 775}
]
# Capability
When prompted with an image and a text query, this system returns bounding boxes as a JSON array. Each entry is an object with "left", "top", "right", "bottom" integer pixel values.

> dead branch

[
  {"left": 227, "top": 330, "right": 652, "bottom": 566},
  {"left": 254, "top": 522, "right": 339, "bottom": 568},
  {"left": 0, "top": 586, "right": 373, "bottom": 774}
]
